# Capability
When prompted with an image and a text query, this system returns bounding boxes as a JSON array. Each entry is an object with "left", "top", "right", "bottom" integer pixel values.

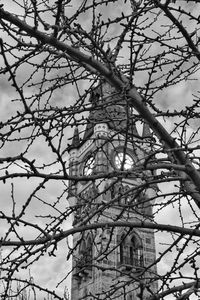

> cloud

[
  {"left": 0, "top": 175, "right": 73, "bottom": 298},
  {"left": 160, "top": 81, "right": 194, "bottom": 111}
]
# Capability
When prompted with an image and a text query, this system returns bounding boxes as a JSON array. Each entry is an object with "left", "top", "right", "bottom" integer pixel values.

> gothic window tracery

[
  {"left": 77, "top": 234, "right": 93, "bottom": 274},
  {"left": 118, "top": 233, "right": 143, "bottom": 268},
  {"left": 85, "top": 235, "right": 93, "bottom": 270},
  {"left": 110, "top": 182, "right": 138, "bottom": 207},
  {"left": 83, "top": 155, "right": 95, "bottom": 176}
]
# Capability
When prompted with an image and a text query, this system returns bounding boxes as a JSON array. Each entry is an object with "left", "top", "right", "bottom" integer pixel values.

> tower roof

[{"left": 83, "top": 81, "right": 139, "bottom": 140}]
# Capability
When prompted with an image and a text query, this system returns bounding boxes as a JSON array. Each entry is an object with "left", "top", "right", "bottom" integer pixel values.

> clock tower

[{"left": 68, "top": 81, "right": 157, "bottom": 299}]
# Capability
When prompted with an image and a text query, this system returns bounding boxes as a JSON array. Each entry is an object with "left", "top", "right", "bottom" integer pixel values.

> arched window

[
  {"left": 119, "top": 232, "right": 143, "bottom": 268},
  {"left": 76, "top": 235, "right": 93, "bottom": 278},
  {"left": 79, "top": 239, "right": 86, "bottom": 255},
  {"left": 78, "top": 234, "right": 93, "bottom": 269},
  {"left": 85, "top": 235, "right": 93, "bottom": 270}
]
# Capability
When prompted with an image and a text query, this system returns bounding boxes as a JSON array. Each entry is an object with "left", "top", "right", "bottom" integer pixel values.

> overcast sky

[{"left": 0, "top": 1, "right": 200, "bottom": 299}]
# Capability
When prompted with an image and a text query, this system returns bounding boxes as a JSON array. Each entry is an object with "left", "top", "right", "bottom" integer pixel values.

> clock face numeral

[
  {"left": 115, "top": 152, "right": 134, "bottom": 170},
  {"left": 83, "top": 156, "right": 95, "bottom": 175}
]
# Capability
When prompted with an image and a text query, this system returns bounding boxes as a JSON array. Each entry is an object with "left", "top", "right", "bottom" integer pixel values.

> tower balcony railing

[{"left": 119, "top": 254, "right": 144, "bottom": 271}]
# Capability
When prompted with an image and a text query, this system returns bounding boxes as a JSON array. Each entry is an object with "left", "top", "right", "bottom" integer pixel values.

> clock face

[
  {"left": 83, "top": 156, "right": 95, "bottom": 175},
  {"left": 115, "top": 152, "right": 134, "bottom": 170}
]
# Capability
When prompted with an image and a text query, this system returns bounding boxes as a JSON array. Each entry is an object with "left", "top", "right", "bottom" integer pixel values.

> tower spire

[
  {"left": 69, "top": 80, "right": 157, "bottom": 300},
  {"left": 83, "top": 81, "right": 139, "bottom": 139}
]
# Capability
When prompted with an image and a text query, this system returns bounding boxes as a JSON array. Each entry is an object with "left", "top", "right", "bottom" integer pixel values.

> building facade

[{"left": 68, "top": 82, "right": 157, "bottom": 299}]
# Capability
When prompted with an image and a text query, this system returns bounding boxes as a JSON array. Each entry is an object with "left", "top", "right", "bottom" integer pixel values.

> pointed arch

[
  {"left": 118, "top": 230, "right": 143, "bottom": 268},
  {"left": 76, "top": 233, "right": 93, "bottom": 278},
  {"left": 85, "top": 234, "right": 93, "bottom": 269},
  {"left": 79, "top": 239, "right": 86, "bottom": 255}
]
